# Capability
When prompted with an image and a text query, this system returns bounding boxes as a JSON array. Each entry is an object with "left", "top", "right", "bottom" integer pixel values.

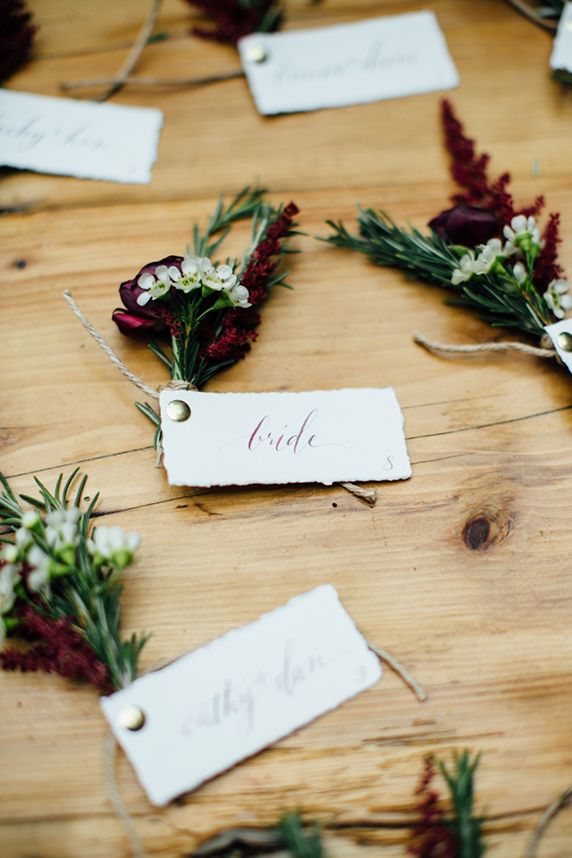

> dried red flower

[
  {"left": 534, "top": 212, "right": 564, "bottom": 294},
  {"left": 185, "top": 0, "right": 282, "bottom": 45},
  {"left": 408, "top": 757, "right": 458, "bottom": 858},
  {"left": 0, "top": 0, "right": 37, "bottom": 84},
  {"left": 0, "top": 606, "right": 111, "bottom": 692}
]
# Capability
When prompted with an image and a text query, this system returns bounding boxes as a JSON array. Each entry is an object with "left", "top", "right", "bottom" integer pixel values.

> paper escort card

[
  {"left": 238, "top": 10, "right": 459, "bottom": 115},
  {"left": 550, "top": 2, "right": 572, "bottom": 72},
  {"left": 159, "top": 387, "right": 411, "bottom": 487},
  {"left": 101, "top": 584, "right": 382, "bottom": 806},
  {"left": 544, "top": 319, "right": 572, "bottom": 372},
  {"left": 0, "top": 89, "right": 163, "bottom": 184}
]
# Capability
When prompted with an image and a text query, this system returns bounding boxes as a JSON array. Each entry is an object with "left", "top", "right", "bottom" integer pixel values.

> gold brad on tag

[
  {"left": 118, "top": 705, "right": 146, "bottom": 731},
  {"left": 557, "top": 332, "right": 572, "bottom": 352},
  {"left": 244, "top": 44, "right": 268, "bottom": 63},
  {"left": 166, "top": 400, "right": 191, "bottom": 422}
]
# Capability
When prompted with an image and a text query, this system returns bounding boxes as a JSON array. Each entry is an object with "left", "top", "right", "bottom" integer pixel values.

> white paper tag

[
  {"left": 0, "top": 90, "right": 163, "bottom": 184},
  {"left": 101, "top": 585, "right": 382, "bottom": 806},
  {"left": 159, "top": 387, "right": 411, "bottom": 488},
  {"left": 238, "top": 11, "right": 459, "bottom": 116},
  {"left": 550, "top": 2, "right": 572, "bottom": 72},
  {"left": 544, "top": 319, "right": 572, "bottom": 372}
]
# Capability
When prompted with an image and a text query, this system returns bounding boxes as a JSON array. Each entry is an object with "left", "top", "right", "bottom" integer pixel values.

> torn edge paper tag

[
  {"left": 238, "top": 10, "right": 459, "bottom": 116},
  {"left": 0, "top": 89, "right": 163, "bottom": 184},
  {"left": 550, "top": 2, "right": 572, "bottom": 72},
  {"left": 544, "top": 319, "right": 572, "bottom": 372},
  {"left": 159, "top": 387, "right": 412, "bottom": 488},
  {"left": 101, "top": 584, "right": 382, "bottom": 806}
]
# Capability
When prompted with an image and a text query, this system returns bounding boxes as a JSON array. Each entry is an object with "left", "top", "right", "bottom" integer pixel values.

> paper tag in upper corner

[
  {"left": 159, "top": 387, "right": 411, "bottom": 488},
  {"left": 0, "top": 90, "right": 163, "bottom": 184},
  {"left": 550, "top": 2, "right": 572, "bottom": 72},
  {"left": 237, "top": 11, "right": 459, "bottom": 116},
  {"left": 544, "top": 320, "right": 572, "bottom": 372},
  {"left": 101, "top": 584, "right": 382, "bottom": 806}
]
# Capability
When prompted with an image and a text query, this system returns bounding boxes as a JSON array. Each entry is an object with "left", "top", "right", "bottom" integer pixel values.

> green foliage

[
  {"left": 324, "top": 207, "right": 551, "bottom": 341},
  {"left": 440, "top": 751, "right": 485, "bottom": 858},
  {"left": 278, "top": 812, "right": 324, "bottom": 858}
]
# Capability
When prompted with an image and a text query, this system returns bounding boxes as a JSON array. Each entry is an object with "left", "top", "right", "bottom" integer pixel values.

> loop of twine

[
  {"left": 104, "top": 643, "right": 425, "bottom": 858},
  {"left": 64, "top": 290, "right": 374, "bottom": 503},
  {"left": 63, "top": 290, "right": 197, "bottom": 398},
  {"left": 413, "top": 331, "right": 557, "bottom": 359},
  {"left": 524, "top": 783, "right": 572, "bottom": 858}
]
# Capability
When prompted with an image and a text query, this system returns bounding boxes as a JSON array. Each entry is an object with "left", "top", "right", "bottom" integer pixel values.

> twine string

[
  {"left": 524, "top": 783, "right": 572, "bottom": 858},
  {"left": 413, "top": 331, "right": 557, "bottom": 359},
  {"left": 103, "top": 643, "right": 425, "bottom": 858}
]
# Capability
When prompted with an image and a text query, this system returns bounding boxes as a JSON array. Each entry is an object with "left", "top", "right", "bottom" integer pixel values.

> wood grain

[{"left": 2, "top": 1, "right": 572, "bottom": 856}]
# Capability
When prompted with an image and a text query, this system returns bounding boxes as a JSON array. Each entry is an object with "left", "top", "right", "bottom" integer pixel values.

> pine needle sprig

[
  {"left": 325, "top": 208, "right": 551, "bottom": 340},
  {"left": 278, "top": 812, "right": 324, "bottom": 858},
  {"left": 0, "top": 469, "right": 146, "bottom": 692}
]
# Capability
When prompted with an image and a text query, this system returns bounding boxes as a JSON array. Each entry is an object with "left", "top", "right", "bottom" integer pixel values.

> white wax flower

[
  {"left": 226, "top": 283, "right": 251, "bottom": 308},
  {"left": 544, "top": 279, "right": 572, "bottom": 319},
  {"left": 451, "top": 251, "right": 475, "bottom": 285},
  {"left": 0, "top": 565, "right": 18, "bottom": 615},
  {"left": 512, "top": 263, "right": 527, "bottom": 284},
  {"left": 171, "top": 253, "right": 203, "bottom": 293},
  {"left": 88, "top": 526, "right": 140, "bottom": 564},
  {"left": 137, "top": 265, "right": 173, "bottom": 306},
  {"left": 27, "top": 545, "right": 51, "bottom": 594},
  {"left": 503, "top": 215, "right": 541, "bottom": 247}
]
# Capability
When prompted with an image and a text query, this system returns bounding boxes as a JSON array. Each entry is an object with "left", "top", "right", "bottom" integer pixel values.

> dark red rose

[
  {"left": 112, "top": 256, "right": 183, "bottom": 336},
  {"left": 428, "top": 204, "right": 499, "bottom": 248}
]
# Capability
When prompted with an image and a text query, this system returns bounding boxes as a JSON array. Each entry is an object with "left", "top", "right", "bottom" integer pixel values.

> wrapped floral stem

[
  {"left": 325, "top": 102, "right": 569, "bottom": 348},
  {"left": 0, "top": 469, "right": 146, "bottom": 692},
  {"left": 111, "top": 187, "right": 299, "bottom": 444}
]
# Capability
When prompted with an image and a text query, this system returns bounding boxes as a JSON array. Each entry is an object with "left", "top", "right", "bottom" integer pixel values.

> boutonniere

[
  {"left": 0, "top": 470, "right": 145, "bottom": 692},
  {"left": 65, "top": 188, "right": 299, "bottom": 452},
  {"left": 325, "top": 101, "right": 569, "bottom": 364}
]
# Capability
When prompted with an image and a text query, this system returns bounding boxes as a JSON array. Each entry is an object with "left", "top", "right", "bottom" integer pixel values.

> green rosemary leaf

[
  {"left": 278, "top": 812, "right": 323, "bottom": 858},
  {"left": 135, "top": 401, "right": 161, "bottom": 427}
]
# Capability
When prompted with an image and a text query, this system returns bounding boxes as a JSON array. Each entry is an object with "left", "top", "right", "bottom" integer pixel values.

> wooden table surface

[{"left": 3, "top": 1, "right": 572, "bottom": 856}]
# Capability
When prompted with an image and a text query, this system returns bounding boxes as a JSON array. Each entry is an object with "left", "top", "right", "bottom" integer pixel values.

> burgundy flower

[
  {"left": 0, "top": 0, "right": 37, "bottom": 84},
  {"left": 112, "top": 256, "right": 183, "bottom": 336},
  {"left": 185, "top": 0, "right": 282, "bottom": 45},
  {"left": 428, "top": 204, "right": 499, "bottom": 248}
]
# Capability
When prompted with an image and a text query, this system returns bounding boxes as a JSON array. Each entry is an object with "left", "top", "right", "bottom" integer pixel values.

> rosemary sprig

[
  {"left": 440, "top": 751, "right": 485, "bottom": 858},
  {"left": 278, "top": 812, "right": 323, "bottom": 858},
  {"left": 325, "top": 207, "right": 552, "bottom": 340},
  {"left": 0, "top": 469, "right": 146, "bottom": 691}
]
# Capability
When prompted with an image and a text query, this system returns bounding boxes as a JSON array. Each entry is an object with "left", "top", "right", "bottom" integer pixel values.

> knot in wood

[{"left": 463, "top": 502, "right": 512, "bottom": 551}]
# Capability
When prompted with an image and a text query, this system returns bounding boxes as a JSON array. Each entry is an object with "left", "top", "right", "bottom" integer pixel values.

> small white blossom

[
  {"left": 45, "top": 508, "right": 80, "bottom": 550},
  {"left": 1, "top": 544, "right": 18, "bottom": 563},
  {"left": 0, "top": 565, "right": 17, "bottom": 615},
  {"left": 171, "top": 253, "right": 203, "bottom": 294},
  {"left": 15, "top": 527, "right": 33, "bottom": 550},
  {"left": 503, "top": 215, "right": 541, "bottom": 248},
  {"left": 513, "top": 262, "right": 527, "bottom": 285},
  {"left": 201, "top": 259, "right": 238, "bottom": 293},
  {"left": 27, "top": 545, "right": 51, "bottom": 594},
  {"left": 544, "top": 279, "right": 572, "bottom": 319},
  {"left": 451, "top": 251, "right": 475, "bottom": 285},
  {"left": 226, "top": 283, "right": 252, "bottom": 308},
  {"left": 22, "top": 510, "right": 40, "bottom": 530},
  {"left": 88, "top": 526, "right": 140, "bottom": 565},
  {"left": 137, "top": 265, "right": 173, "bottom": 306},
  {"left": 472, "top": 241, "right": 502, "bottom": 275}
]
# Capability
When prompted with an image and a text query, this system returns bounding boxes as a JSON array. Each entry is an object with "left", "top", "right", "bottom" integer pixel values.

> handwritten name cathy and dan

[{"left": 180, "top": 640, "right": 368, "bottom": 739}]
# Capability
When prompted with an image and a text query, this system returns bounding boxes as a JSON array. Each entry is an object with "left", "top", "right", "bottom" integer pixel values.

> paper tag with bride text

[
  {"left": 101, "top": 585, "right": 382, "bottom": 806},
  {"left": 238, "top": 11, "right": 459, "bottom": 115},
  {"left": 544, "top": 320, "right": 572, "bottom": 372},
  {"left": 159, "top": 387, "right": 411, "bottom": 487}
]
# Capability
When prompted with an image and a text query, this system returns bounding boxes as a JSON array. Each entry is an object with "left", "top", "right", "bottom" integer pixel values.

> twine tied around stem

[
  {"left": 104, "top": 643, "right": 426, "bottom": 858},
  {"left": 63, "top": 291, "right": 376, "bottom": 503}
]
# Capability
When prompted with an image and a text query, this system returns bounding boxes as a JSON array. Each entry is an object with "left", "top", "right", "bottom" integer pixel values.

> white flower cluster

[
  {"left": 451, "top": 238, "right": 515, "bottom": 285},
  {"left": 544, "top": 279, "right": 572, "bottom": 319},
  {"left": 87, "top": 526, "right": 140, "bottom": 566},
  {"left": 137, "top": 252, "right": 251, "bottom": 309},
  {"left": 451, "top": 216, "right": 545, "bottom": 288},
  {"left": 0, "top": 508, "right": 140, "bottom": 634}
]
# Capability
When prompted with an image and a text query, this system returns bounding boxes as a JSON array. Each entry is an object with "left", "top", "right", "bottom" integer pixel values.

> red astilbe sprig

[
  {"left": 0, "top": 606, "right": 111, "bottom": 693},
  {"left": 185, "top": 0, "right": 282, "bottom": 45},
  {"left": 534, "top": 212, "right": 564, "bottom": 294},
  {"left": 441, "top": 100, "right": 544, "bottom": 228},
  {"left": 203, "top": 202, "right": 299, "bottom": 363},
  {"left": 408, "top": 756, "right": 458, "bottom": 858}
]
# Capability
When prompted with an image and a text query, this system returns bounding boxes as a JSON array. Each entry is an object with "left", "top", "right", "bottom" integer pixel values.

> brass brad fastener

[
  {"left": 557, "top": 332, "right": 572, "bottom": 352},
  {"left": 117, "top": 705, "right": 146, "bottom": 731},
  {"left": 244, "top": 44, "right": 268, "bottom": 63},
  {"left": 166, "top": 399, "right": 191, "bottom": 422}
]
